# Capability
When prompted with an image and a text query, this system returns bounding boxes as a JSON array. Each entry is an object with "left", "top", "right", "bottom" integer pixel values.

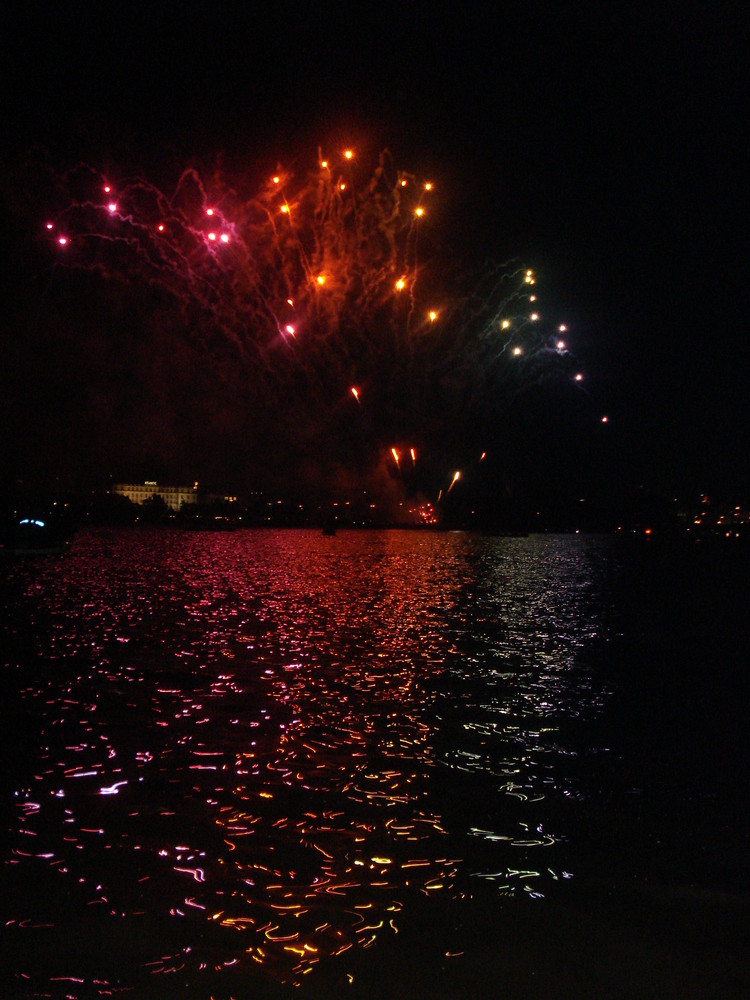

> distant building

[{"left": 112, "top": 481, "right": 200, "bottom": 511}]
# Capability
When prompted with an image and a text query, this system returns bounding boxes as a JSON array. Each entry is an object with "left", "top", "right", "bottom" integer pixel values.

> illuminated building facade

[{"left": 112, "top": 482, "right": 200, "bottom": 511}]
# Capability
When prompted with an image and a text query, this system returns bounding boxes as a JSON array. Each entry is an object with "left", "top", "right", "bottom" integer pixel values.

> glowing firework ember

[{"left": 42, "top": 145, "right": 599, "bottom": 487}]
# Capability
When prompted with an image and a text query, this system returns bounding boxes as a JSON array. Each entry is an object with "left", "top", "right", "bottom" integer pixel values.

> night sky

[{"left": 2, "top": 2, "right": 747, "bottom": 506}]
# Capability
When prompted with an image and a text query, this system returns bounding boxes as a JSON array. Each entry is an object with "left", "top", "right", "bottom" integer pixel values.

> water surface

[{"left": 1, "top": 529, "right": 746, "bottom": 998}]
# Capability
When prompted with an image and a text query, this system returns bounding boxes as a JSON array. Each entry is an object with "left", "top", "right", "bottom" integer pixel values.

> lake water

[{"left": 1, "top": 529, "right": 748, "bottom": 998}]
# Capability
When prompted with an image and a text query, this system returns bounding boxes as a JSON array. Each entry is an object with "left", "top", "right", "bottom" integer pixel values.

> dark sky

[{"left": 2, "top": 2, "right": 747, "bottom": 504}]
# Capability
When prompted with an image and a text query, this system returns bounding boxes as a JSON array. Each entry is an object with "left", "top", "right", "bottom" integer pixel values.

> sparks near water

[{"left": 43, "top": 146, "right": 606, "bottom": 486}]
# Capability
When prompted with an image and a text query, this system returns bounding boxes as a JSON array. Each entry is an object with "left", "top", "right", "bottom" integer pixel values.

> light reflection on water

[{"left": 2, "top": 528, "right": 616, "bottom": 993}]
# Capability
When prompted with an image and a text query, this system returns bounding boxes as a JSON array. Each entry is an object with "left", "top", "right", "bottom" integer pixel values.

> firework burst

[{"left": 43, "top": 146, "right": 599, "bottom": 484}]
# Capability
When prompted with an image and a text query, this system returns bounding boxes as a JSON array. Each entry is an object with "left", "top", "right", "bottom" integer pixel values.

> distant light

[
  {"left": 601, "top": 415, "right": 609, "bottom": 423},
  {"left": 107, "top": 202, "right": 117, "bottom": 213},
  {"left": 424, "top": 182, "right": 433, "bottom": 191},
  {"left": 395, "top": 278, "right": 405, "bottom": 291},
  {"left": 287, "top": 298, "right": 294, "bottom": 306},
  {"left": 316, "top": 275, "right": 326, "bottom": 286},
  {"left": 400, "top": 179, "right": 408, "bottom": 187},
  {"left": 480, "top": 451, "right": 486, "bottom": 461},
  {"left": 410, "top": 448, "right": 416, "bottom": 462},
  {"left": 391, "top": 448, "right": 400, "bottom": 464},
  {"left": 157, "top": 224, "right": 164, "bottom": 232},
  {"left": 428, "top": 310, "right": 438, "bottom": 322},
  {"left": 45, "top": 222, "right": 54, "bottom": 230},
  {"left": 559, "top": 324, "right": 567, "bottom": 332},
  {"left": 280, "top": 204, "right": 289, "bottom": 214},
  {"left": 58, "top": 236, "right": 68, "bottom": 246},
  {"left": 344, "top": 149, "right": 354, "bottom": 160},
  {"left": 501, "top": 319, "right": 510, "bottom": 329},
  {"left": 529, "top": 295, "right": 537, "bottom": 302},
  {"left": 272, "top": 176, "right": 280, "bottom": 185},
  {"left": 220, "top": 233, "right": 229, "bottom": 243},
  {"left": 556, "top": 339, "right": 566, "bottom": 350},
  {"left": 415, "top": 207, "right": 424, "bottom": 217},
  {"left": 208, "top": 232, "right": 216, "bottom": 241},
  {"left": 575, "top": 373, "right": 583, "bottom": 381},
  {"left": 339, "top": 183, "right": 346, "bottom": 191},
  {"left": 103, "top": 185, "right": 111, "bottom": 193},
  {"left": 20, "top": 519, "right": 45, "bottom": 527},
  {"left": 285, "top": 324, "right": 295, "bottom": 335},
  {"left": 206, "top": 208, "right": 214, "bottom": 216},
  {"left": 320, "top": 160, "right": 328, "bottom": 168},
  {"left": 351, "top": 386, "right": 360, "bottom": 401},
  {"left": 530, "top": 313, "right": 539, "bottom": 321},
  {"left": 513, "top": 346, "right": 522, "bottom": 356}
]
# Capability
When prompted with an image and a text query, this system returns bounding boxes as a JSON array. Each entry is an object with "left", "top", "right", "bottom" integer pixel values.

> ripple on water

[{"left": 2, "top": 528, "right": 617, "bottom": 992}]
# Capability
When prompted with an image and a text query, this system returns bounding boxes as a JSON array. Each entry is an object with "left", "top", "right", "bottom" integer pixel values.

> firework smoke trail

[
  {"left": 43, "top": 147, "right": 592, "bottom": 471},
  {"left": 49, "top": 155, "right": 421, "bottom": 386}
]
